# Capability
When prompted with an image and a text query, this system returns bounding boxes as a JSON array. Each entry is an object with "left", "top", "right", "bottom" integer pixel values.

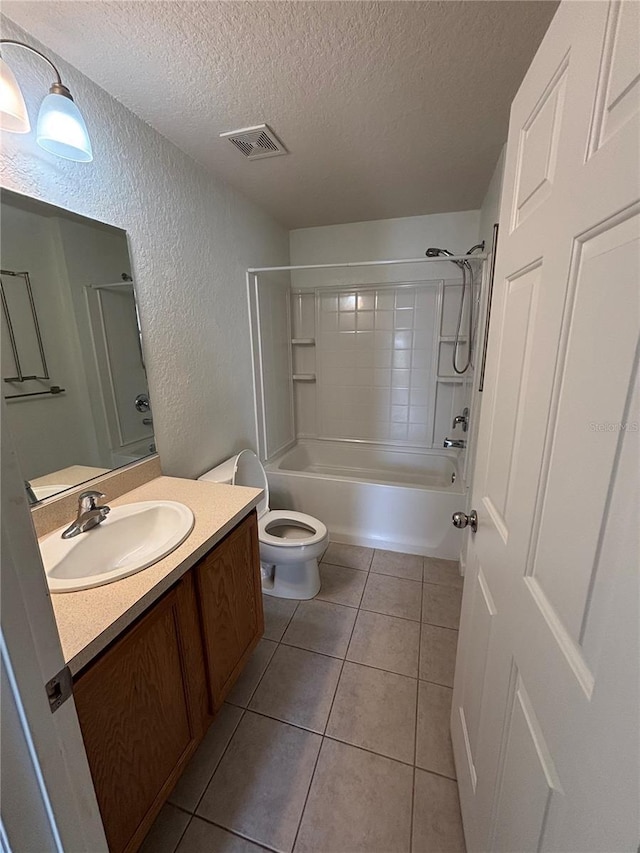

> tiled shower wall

[{"left": 291, "top": 280, "right": 472, "bottom": 448}]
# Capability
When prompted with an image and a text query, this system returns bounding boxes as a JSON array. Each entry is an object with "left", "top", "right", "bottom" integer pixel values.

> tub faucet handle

[{"left": 452, "top": 407, "right": 469, "bottom": 432}]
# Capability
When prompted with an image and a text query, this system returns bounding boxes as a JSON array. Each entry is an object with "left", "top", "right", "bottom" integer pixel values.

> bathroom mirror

[{"left": 1, "top": 189, "right": 155, "bottom": 503}]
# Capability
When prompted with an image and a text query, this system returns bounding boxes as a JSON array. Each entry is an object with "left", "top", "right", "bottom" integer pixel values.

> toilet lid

[{"left": 233, "top": 450, "right": 269, "bottom": 518}]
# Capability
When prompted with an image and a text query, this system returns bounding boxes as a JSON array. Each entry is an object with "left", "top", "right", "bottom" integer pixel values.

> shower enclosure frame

[{"left": 246, "top": 253, "right": 488, "bottom": 462}]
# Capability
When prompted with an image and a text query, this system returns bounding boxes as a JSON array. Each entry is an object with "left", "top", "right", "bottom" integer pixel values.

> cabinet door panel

[
  {"left": 74, "top": 580, "right": 203, "bottom": 853},
  {"left": 197, "top": 511, "right": 263, "bottom": 708}
]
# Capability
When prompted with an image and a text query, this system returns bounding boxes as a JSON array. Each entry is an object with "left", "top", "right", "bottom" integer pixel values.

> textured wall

[{"left": 0, "top": 17, "right": 289, "bottom": 478}]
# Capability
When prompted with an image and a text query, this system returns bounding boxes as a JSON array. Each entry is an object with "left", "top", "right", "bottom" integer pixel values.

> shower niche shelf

[
  {"left": 292, "top": 373, "right": 316, "bottom": 382},
  {"left": 291, "top": 338, "right": 316, "bottom": 345}
]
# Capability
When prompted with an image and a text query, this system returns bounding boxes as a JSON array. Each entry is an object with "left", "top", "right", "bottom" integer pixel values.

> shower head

[
  {"left": 425, "top": 247, "right": 454, "bottom": 258},
  {"left": 425, "top": 246, "right": 465, "bottom": 270}
]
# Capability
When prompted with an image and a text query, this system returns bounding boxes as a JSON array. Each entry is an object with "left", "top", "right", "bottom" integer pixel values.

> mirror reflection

[{"left": 1, "top": 190, "right": 155, "bottom": 503}]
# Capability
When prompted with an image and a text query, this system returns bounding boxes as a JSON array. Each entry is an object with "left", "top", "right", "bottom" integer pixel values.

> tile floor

[{"left": 142, "top": 543, "right": 465, "bottom": 853}]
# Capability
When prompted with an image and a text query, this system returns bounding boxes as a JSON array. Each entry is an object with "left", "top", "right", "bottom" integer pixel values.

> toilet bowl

[{"left": 198, "top": 450, "right": 327, "bottom": 600}]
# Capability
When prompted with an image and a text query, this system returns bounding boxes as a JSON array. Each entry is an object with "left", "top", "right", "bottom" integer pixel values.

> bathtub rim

[{"left": 265, "top": 438, "right": 466, "bottom": 495}]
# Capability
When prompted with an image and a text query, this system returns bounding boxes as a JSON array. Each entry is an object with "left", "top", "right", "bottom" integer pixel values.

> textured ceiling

[{"left": 3, "top": 1, "right": 558, "bottom": 228}]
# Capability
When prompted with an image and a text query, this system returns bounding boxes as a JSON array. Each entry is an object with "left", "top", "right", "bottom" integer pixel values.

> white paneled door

[{"left": 452, "top": 2, "right": 640, "bottom": 851}]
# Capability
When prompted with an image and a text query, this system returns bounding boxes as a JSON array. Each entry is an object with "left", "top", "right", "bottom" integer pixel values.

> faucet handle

[
  {"left": 452, "top": 407, "right": 470, "bottom": 432},
  {"left": 78, "top": 490, "right": 107, "bottom": 512}
]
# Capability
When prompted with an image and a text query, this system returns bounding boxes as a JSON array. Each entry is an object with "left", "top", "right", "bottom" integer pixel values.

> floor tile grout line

[
  {"left": 290, "top": 732, "right": 324, "bottom": 853},
  {"left": 411, "top": 766, "right": 417, "bottom": 853},
  {"left": 321, "top": 734, "right": 417, "bottom": 770},
  {"left": 420, "top": 578, "right": 465, "bottom": 590},
  {"left": 188, "top": 707, "right": 246, "bottom": 818},
  {"left": 168, "top": 811, "right": 192, "bottom": 853},
  {"left": 354, "top": 562, "right": 368, "bottom": 609},
  {"left": 229, "top": 671, "right": 455, "bottom": 747},
  {"left": 417, "top": 765, "right": 461, "bottom": 783},
  {"left": 367, "top": 572, "right": 423, "bottom": 586},
  {"left": 421, "top": 617, "right": 461, "bottom": 630},
  {"left": 277, "top": 637, "right": 419, "bottom": 679},
  {"left": 418, "top": 675, "right": 456, "bottom": 690},
  {"left": 169, "top": 802, "right": 193, "bottom": 818},
  {"left": 240, "top": 635, "right": 281, "bottom": 711},
  {"left": 324, "top": 560, "right": 461, "bottom": 589},
  {"left": 359, "top": 603, "right": 422, "bottom": 624},
  {"left": 410, "top": 568, "right": 425, "bottom": 853},
  {"left": 236, "top": 705, "right": 326, "bottom": 738},
  {"left": 370, "top": 569, "right": 425, "bottom": 583},
  {"left": 320, "top": 560, "right": 368, "bottom": 574},
  {"left": 322, "top": 591, "right": 362, "bottom": 738},
  {"left": 290, "top": 572, "right": 365, "bottom": 853},
  {"left": 236, "top": 599, "right": 303, "bottom": 717},
  {"left": 423, "top": 578, "right": 464, "bottom": 594},
  {"left": 190, "top": 811, "right": 281, "bottom": 853},
  {"left": 228, "top": 684, "right": 458, "bottom": 778}
]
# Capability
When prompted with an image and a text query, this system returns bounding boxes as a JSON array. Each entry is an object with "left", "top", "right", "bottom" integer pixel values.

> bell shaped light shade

[
  {"left": 37, "top": 89, "right": 92, "bottom": 162},
  {"left": 0, "top": 57, "right": 30, "bottom": 133}
]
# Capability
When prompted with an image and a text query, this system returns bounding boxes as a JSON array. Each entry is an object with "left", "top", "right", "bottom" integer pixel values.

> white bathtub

[{"left": 265, "top": 440, "right": 466, "bottom": 559}]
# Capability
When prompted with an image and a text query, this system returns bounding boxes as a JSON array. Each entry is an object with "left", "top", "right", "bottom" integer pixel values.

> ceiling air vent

[{"left": 220, "top": 124, "right": 288, "bottom": 160}]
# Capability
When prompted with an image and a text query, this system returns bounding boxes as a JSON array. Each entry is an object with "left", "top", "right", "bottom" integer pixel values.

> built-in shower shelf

[
  {"left": 292, "top": 373, "right": 316, "bottom": 382},
  {"left": 291, "top": 338, "right": 316, "bottom": 345}
]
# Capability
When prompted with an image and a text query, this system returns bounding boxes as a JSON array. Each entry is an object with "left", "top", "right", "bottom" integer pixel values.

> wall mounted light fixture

[{"left": 0, "top": 39, "right": 92, "bottom": 162}]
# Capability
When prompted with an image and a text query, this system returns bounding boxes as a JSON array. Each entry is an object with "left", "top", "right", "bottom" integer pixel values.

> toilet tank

[
  {"left": 198, "top": 455, "right": 238, "bottom": 486},
  {"left": 198, "top": 450, "right": 269, "bottom": 517}
]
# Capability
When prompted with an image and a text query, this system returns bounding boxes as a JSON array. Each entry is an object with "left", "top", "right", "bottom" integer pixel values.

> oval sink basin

[{"left": 41, "top": 501, "right": 195, "bottom": 593}]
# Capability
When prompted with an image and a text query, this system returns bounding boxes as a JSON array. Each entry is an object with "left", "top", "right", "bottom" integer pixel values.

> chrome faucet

[
  {"left": 444, "top": 437, "right": 466, "bottom": 449},
  {"left": 61, "top": 490, "right": 110, "bottom": 539},
  {"left": 452, "top": 407, "right": 469, "bottom": 432}
]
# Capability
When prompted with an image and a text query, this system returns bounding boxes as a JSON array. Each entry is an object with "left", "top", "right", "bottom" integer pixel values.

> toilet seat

[
  {"left": 259, "top": 510, "right": 327, "bottom": 548},
  {"left": 198, "top": 450, "right": 327, "bottom": 599}
]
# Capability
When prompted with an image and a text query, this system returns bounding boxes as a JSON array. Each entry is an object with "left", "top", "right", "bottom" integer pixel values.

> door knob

[
  {"left": 452, "top": 509, "right": 478, "bottom": 533},
  {"left": 135, "top": 393, "right": 151, "bottom": 413}
]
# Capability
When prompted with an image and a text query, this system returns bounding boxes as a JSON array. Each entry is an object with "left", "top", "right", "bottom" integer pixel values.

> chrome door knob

[
  {"left": 135, "top": 393, "right": 151, "bottom": 413},
  {"left": 452, "top": 509, "right": 478, "bottom": 533}
]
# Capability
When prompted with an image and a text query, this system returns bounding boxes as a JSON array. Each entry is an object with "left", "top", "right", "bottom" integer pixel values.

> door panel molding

[
  {"left": 587, "top": 0, "right": 640, "bottom": 157},
  {"left": 490, "top": 672, "right": 562, "bottom": 852},
  {"left": 512, "top": 53, "right": 570, "bottom": 231}
]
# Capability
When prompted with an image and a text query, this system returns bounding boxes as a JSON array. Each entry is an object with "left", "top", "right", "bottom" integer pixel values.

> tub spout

[{"left": 444, "top": 437, "right": 466, "bottom": 449}]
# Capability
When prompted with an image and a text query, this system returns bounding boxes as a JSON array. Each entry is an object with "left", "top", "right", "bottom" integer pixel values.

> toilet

[{"left": 198, "top": 450, "right": 327, "bottom": 600}]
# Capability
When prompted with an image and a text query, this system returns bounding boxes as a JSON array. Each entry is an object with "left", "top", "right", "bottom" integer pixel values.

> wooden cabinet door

[
  {"left": 196, "top": 510, "right": 264, "bottom": 709},
  {"left": 73, "top": 574, "right": 207, "bottom": 853}
]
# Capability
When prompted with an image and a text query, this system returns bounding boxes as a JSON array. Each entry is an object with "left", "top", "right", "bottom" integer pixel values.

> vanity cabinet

[{"left": 73, "top": 510, "right": 262, "bottom": 853}]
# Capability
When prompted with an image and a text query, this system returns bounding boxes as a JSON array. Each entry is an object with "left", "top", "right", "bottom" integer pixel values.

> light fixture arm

[
  {"left": 0, "top": 38, "right": 92, "bottom": 160},
  {"left": 0, "top": 39, "right": 63, "bottom": 88}
]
